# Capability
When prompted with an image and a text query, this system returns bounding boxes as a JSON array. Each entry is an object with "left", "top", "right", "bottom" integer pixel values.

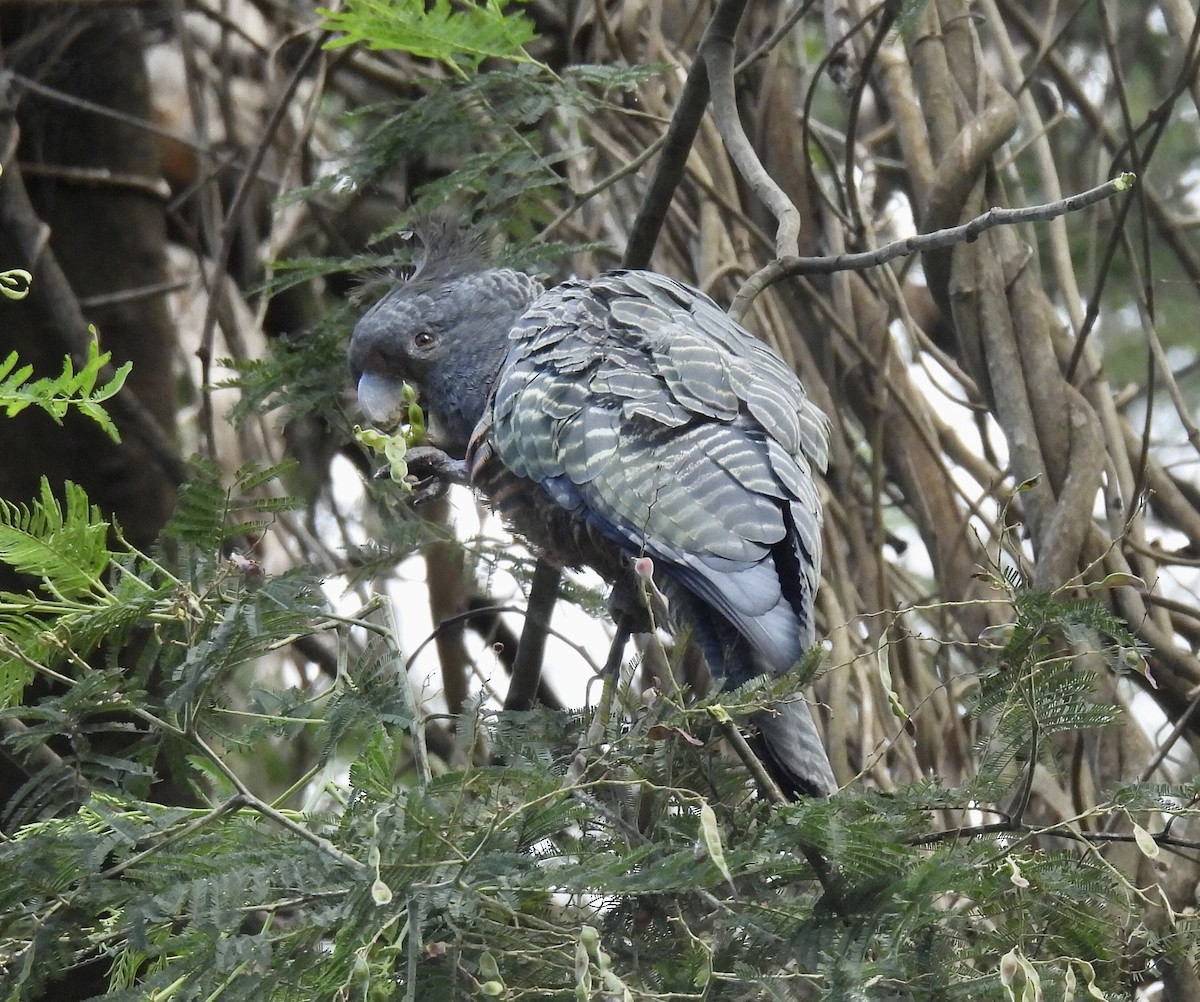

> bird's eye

[{"left": 413, "top": 330, "right": 436, "bottom": 349}]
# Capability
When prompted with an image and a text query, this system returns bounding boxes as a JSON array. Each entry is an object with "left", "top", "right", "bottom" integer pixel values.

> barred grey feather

[{"left": 349, "top": 245, "right": 836, "bottom": 798}]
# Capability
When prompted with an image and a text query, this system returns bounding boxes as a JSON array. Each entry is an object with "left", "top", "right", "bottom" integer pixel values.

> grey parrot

[{"left": 349, "top": 226, "right": 837, "bottom": 798}]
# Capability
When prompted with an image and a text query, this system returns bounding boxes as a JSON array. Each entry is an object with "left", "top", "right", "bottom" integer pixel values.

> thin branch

[
  {"left": 6, "top": 70, "right": 282, "bottom": 187},
  {"left": 97, "top": 796, "right": 247, "bottom": 882},
  {"left": 735, "top": 0, "right": 820, "bottom": 72},
  {"left": 914, "top": 816, "right": 1200, "bottom": 855},
  {"left": 729, "top": 173, "right": 1135, "bottom": 322},
  {"left": 702, "top": 4, "right": 799, "bottom": 259},
  {"left": 77, "top": 277, "right": 193, "bottom": 310},
  {"left": 189, "top": 730, "right": 367, "bottom": 872},
  {"left": 707, "top": 707, "right": 786, "bottom": 806},
  {"left": 1135, "top": 671, "right": 1200, "bottom": 784},
  {"left": 15, "top": 162, "right": 170, "bottom": 200},
  {"left": 196, "top": 25, "right": 332, "bottom": 454},
  {"left": 541, "top": 131, "right": 667, "bottom": 241},
  {"left": 561, "top": 620, "right": 631, "bottom": 790},
  {"left": 404, "top": 602, "right": 604, "bottom": 677},
  {"left": 622, "top": 0, "right": 748, "bottom": 269},
  {"left": 842, "top": 3, "right": 897, "bottom": 242}
]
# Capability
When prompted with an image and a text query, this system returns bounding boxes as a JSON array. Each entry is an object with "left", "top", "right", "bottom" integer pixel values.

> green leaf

[
  {"left": 320, "top": 0, "right": 539, "bottom": 76},
  {"left": 0, "top": 338, "right": 130, "bottom": 441},
  {"left": 698, "top": 800, "right": 735, "bottom": 892},
  {"left": 0, "top": 478, "right": 112, "bottom": 601}
]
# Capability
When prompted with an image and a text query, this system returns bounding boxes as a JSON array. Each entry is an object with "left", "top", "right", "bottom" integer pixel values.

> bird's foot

[{"left": 375, "top": 445, "right": 469, "bottom": 504}]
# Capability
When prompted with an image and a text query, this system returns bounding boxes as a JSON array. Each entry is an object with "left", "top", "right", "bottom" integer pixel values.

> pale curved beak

[{"left": 357, "top": 372, "right": 408, "bottom": 427}]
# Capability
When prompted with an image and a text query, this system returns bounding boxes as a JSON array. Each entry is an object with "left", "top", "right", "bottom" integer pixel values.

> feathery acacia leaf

[
  {"left": 320, "top": 0, "right": 538, "bottom": 74},
  {"left": 0, "top": 479, "right": 111, "bottom": 601},
  {"left": 0, "top": 339, "right": 130, "bottom": 441}
]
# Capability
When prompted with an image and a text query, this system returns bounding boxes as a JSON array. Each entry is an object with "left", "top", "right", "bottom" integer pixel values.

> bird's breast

[{"left": 466, "top": 426, "right": 628, "bottom": 582}]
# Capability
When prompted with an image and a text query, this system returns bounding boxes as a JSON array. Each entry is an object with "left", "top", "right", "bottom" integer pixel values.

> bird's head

[{"left": 348, "top": 221, "right": 541, "bottom": 455}]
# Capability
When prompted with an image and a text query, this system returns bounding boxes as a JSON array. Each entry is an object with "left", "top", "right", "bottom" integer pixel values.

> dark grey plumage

[{"left": 349, "top": 229, "right": 836, "bottom": 798}]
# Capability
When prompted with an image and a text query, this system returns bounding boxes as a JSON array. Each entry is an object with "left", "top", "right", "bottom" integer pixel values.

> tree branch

[
  {"left": 622, "top": 0, "right": 748, "bottom": 270},
  {"left": 701, "top": 4, "right": 799, "bottom": 260},
  {"left": 728, "top": 174, "right": 1135, "bottom": 322}
]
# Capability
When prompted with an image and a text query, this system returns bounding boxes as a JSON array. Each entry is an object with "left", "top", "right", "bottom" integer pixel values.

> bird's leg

[
  {"left": 503, "top": 560, "right": 561, "bottom": 712},
  {"left": 607, "top": 579, "right": 653, "bottom": 639},
  {"left": 382, "top": 444, "right": 470, "bottom": 504}
]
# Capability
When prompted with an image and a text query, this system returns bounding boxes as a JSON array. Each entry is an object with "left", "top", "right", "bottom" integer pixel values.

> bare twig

[
  {"left": 195, "top": 25, "right": 332, "bottom": 455},
  {"left": 6, "top": 70, "right": 282, "bottom": 187},
  {"left": 729, "top": 173, "right": 1135, "bottom": 321},
  {"left": 702, "top": 4, "right": 799, "bottom": 259},
  {"left": 189, "top": 731, "right": 366, "bottom": 872},
  {"left": 403, "top": 603, "right": 604, "bottom": 678},
  {"left": 561, "top": 620, "right": 631, "bottom": 790}
]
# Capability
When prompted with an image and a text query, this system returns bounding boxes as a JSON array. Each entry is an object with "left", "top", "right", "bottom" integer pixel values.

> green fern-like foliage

[
  {"left": 2, "top": 350, "right": 1178, "bottom": 1001},
  {"left": 0, "top": 682, "right": 1162, "bottom": 1001},
  {"left": 0, "top": 338, "right": 131, "bottom": 441},
  {"left": 345, "top": 62, "right": 661, "bottom": 237},
  {"left": 1, "top": 479, "right": 1194, "bottom": 1002},
  {"left": 968, "top": 588, "right": 1136, "bottom": 803},
  {"left": 0, "top": 478, "right": 112, "bottom": 603},
  {"left": 0, "top": 478, "right": 121, "bottom": 709},
  {"left": 321, "top": 0, "right": 539, "bottom": 77}
]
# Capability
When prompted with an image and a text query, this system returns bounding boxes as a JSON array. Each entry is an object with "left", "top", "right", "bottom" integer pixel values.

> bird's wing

[{"left": 490, "top": 270, "right": 829, "bottom": 675}]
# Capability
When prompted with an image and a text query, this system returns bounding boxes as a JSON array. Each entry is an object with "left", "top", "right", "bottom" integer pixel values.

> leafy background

[{"left": 1, "top": 0, "right": 1200, "bottom": 999}]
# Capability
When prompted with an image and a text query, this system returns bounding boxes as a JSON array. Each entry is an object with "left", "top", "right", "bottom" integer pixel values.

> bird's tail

[
  {"left": 750, "top": 697, "right": 837, "bottom": 799},
  {"left": 658, "top": 584, "right": 836, "bottom": 797}
]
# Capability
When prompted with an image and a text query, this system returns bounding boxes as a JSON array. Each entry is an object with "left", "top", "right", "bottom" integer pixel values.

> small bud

[
  {"left": 1000, "top": 947, "right": 1019, "bottom": 986},
  {"left": 1133, "top": 822, "right": 1160, "bottom": 859},
  {"left": 1005, "top": 857, "right": 1030, "bottom": 889},
  {"left": 370, "top": 877, "right": 392, "bottom": 905}
]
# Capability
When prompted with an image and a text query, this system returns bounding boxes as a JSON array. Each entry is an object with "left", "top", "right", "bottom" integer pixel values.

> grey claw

[
  {"left": 408, "top": 475, "right": 451, "bottom": 505},
  {"left": 399, "top": 445, "right": 465, "bottom": 504}
]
